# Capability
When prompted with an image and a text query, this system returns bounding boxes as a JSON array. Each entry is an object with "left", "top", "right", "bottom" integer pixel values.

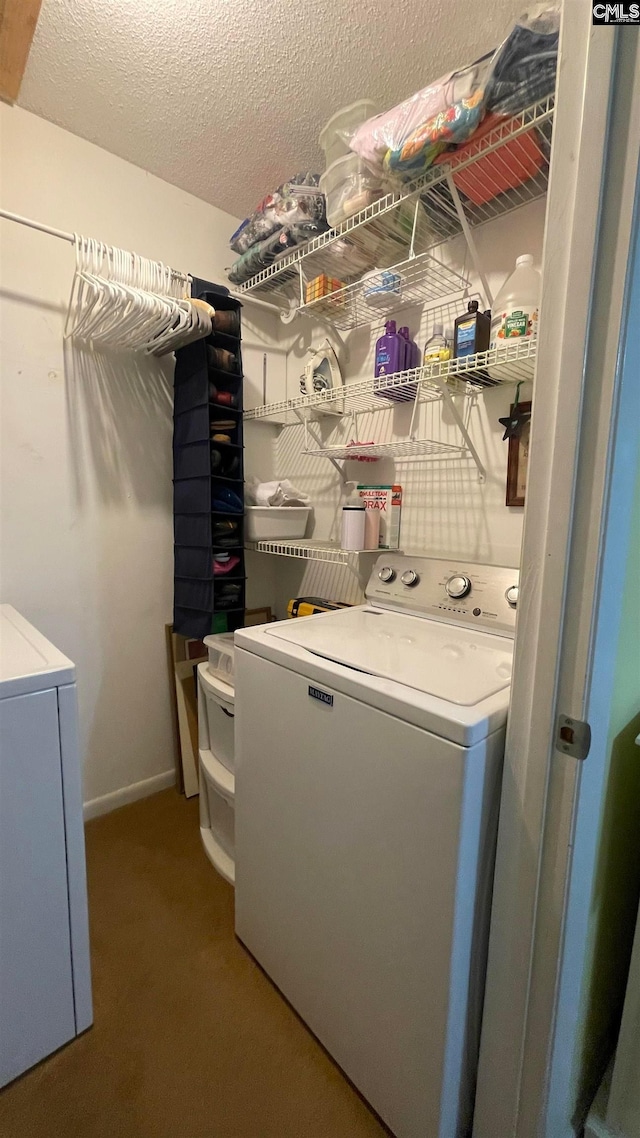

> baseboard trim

[{"left": 83, "top": 769, "right": 176, "bottom": 821}]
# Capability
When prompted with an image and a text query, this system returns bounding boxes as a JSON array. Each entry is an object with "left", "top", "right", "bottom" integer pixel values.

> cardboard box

[
  {"left": 357, "top": 484, "right": 403, "bottom": 549},
  {"left": 304, "top": 273, "right": 345, "bottom": 304}
]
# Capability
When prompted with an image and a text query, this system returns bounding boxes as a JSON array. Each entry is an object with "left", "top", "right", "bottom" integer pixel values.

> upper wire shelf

[
  {"left": 244, "top": 339, "right": 537, "bottom": 425},
  {"left": 236, "top": 96, "right": 554, "bottom": 322},
  {"left": 296, "top": 250, "right": 469, "bottom": 331}
]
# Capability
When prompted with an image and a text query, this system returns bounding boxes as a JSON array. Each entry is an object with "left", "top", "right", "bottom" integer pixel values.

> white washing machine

[{"left": 234, "top": 555, "right": 519, "bottom": 1138}]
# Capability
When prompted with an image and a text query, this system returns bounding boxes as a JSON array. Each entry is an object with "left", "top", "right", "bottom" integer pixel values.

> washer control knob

[
  {"left": 505, "top": 585, "right": 519, "bottom": 608},
  {"left": 401, "top": 569, "right": 420, "bottom": 588},
  {"left": 446, "top": 574, "right": 471, "bottom": 599},
  {"left": 378, "top": 566, "right": 396, "bottom": 583}
]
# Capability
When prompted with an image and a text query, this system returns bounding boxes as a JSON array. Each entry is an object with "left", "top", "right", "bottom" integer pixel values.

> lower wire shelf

[
  {"left": 303, "top": 439, "right": 469, "bottom": 462},
  {"left": 245, "top": 539, "right": 382, "bottom": 567}
]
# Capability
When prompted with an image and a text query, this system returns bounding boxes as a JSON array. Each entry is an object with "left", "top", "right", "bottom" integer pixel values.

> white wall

[
  {"left": 246, "top": 200, "right": 546, "bottom": 616},
  {"left": 0, "top": 106, "right": 259, "bottom": 808}
]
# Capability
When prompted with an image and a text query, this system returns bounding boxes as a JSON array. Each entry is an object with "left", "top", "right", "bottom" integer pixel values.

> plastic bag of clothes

[
  {"left": 384, "top": 81, "right": 489, "bottom": 181},
  {"left": 229, "top": 173, "right": 326, "bottom": 256},
  {"left": 227, "top": 220, "right": 329, "bottom": 286},
  {"left": 348, "top": 3, "right": 559, "bottom": 185},
  {"left": 485, "top": 3, "right": 560, "bottom": 116},
  {"left": 349, "top": 54, "right": 493, "bottom": 182}
]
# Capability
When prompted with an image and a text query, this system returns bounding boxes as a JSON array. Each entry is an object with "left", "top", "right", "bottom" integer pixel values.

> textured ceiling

[{"left": 19, "top": 0, "right": 526, "bottom": 219}]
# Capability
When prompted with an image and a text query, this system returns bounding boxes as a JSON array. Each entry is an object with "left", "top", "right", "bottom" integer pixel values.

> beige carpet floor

[{"left": 0, "top": 789, "right": 387, "bottom": 1138}]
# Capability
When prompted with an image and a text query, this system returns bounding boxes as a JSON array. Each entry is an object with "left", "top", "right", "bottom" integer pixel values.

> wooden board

[
  {"left": 0, "top": 0, "right": 44, "bottom": 104},
  {"left": 174, "top": 659, "right": 204, "bottom": 799},
  {"left": 164, "top": 624, "right": 183, "bottom": 793},
  {"left": 166, "top": 624, "right": 207, "bottom": 797}
]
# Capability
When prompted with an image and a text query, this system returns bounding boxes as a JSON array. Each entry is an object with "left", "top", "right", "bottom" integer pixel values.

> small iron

[{"left": 299, "top": 339, "right": 343, "bottom": 405}]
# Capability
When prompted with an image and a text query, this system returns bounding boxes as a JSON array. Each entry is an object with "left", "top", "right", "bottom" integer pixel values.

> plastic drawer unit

[{"left": 197, "top": 663, "right": 235, "bottom": 885}]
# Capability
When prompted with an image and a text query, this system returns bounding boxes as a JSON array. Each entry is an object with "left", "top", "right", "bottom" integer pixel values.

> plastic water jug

[{"left": 490, "top": 254, "right": 541, "bottom": 347}]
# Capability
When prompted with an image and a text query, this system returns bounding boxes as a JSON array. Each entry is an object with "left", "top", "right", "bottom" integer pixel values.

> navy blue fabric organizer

[{"left": 173, "top": 279, "right": 245, "bottom": 640}]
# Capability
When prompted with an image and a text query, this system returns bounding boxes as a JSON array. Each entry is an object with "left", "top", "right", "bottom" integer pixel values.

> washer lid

[
  {"left": 0, "top": 605, "right": 75, "bottom": 698},
  {"left": 265, "top": 606, "right": 513, "bottom": 707}
]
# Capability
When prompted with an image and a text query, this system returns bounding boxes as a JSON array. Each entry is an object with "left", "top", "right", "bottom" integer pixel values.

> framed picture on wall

[{"left": 506, "top": 401, "right": 532, "bottom": 507}]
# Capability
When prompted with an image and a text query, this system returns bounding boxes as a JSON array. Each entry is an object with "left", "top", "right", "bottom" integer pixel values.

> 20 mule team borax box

[{"left": 357, "top": 485, "right": 402, "bottom": 550}]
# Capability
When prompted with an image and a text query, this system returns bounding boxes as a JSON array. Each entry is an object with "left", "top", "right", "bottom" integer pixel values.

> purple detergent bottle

[
  {"left": 374, "top": 320, "right": 403, "bottom": 379},
  {"left": 398, "top": 327, "right": 411, "bottom": 370},
  {"left": 410, "top": 333, "right": 421, "bottom": 369},
  {"left": 375, "top": 322, "right": 417, "bottom": 402}
]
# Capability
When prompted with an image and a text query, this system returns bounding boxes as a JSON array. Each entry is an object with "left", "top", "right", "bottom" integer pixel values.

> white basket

[
  {"left": 199, "top": 754, "right": 235, "bottom": 885},
  {"left": 203, "top": 632, "right": 235, "bottom": 687},
  {"left": 245, "top": 505, "right": 311, "bottom": 542},
  {"left": 198, "top": 665, "right": 235, "bottom": 774},
  {"left": 201, "top": 774, "right": 235, "bottom": 859},
  {"left": 319, "top": 100, "right": 377, "bottom": 168},
  {"left": 319, "top": 154, "right": 383, "bottom": 229}
]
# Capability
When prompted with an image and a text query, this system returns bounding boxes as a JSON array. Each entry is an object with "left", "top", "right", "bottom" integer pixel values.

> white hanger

[{"left": 65, "top": 235, "right": 206, "bottom": 355}]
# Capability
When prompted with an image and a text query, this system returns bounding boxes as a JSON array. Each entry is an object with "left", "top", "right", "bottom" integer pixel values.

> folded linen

[{"left": 246, "top": 478, "right": 311, "bottom": 508}]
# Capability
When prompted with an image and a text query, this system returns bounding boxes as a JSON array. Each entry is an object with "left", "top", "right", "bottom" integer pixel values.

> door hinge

[{"left": 556, "top": 714, "right": 591, "bottom": 761}]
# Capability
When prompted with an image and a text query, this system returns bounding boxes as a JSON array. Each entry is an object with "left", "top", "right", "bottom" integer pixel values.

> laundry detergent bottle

[
  {"left": 400, "top": 327, "right": 420, "bottom": 370},
  {"left": 490, "top": 254, "right": 541, "bottom": 347},
  {"left": 375, "top": 320, "right": 403, "bottom": 378},
  {"left": 398, "top": 326, "right": 411, "bottom": 370},
  {"left": 423, "top": 323, "right": 448, "bottom": 364}
]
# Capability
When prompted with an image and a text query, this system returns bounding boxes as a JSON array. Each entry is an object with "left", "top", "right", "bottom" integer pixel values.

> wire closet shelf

[
  {"left": 245, "top": 540, "right": 381, "bottom": 567},
  {"left": 244, "top": 339, "right": 537, "bottom": 426},
  {"left": 236, "top": 95, "right": 554, "bottom": 329}
]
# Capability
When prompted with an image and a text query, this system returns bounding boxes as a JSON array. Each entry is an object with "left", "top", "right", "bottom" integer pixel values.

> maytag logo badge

[
  {"left": 308, "top": 685, "right": 333, "bottom": 707},
  {"left": 593, "top": 3, "right": 640, "bottom": 22}
]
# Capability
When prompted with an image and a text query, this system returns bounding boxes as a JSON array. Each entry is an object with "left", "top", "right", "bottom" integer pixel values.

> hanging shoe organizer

[{"left": 173, "top": 280, "right": 245, "bottom": 639}]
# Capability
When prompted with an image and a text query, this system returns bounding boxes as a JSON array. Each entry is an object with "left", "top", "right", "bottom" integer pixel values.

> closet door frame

[{"left": 474, "top": 13, "right": 640, "bottom": 1138}]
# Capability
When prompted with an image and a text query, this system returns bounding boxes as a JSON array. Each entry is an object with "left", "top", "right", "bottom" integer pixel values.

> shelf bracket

[
  {"left": 279, "top": 304, "right": 298, "bottom": 325},
  {"left": 408, "top": 374, "right": 422, "bottom": 437},
  {"left": 296, "top": 409, "right": 347, "bottom": 482},
  {"left": 408, "top": 197, "right": 421, "bottom": 260},
  {"left": 437, "top": 378, "right": 486, "bottom": 482},
  {"left": 445, "top": 172, "right": 494, "bottom": 309}
]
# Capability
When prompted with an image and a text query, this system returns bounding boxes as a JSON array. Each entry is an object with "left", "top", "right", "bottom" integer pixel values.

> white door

[{"left": 474, "top": 13, "right": 640, "bottom": 1138}]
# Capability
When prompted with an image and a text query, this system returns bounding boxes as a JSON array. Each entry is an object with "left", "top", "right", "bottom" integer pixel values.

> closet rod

[
  {"left": 0, "top": 206, "right": 285, "bottom": 316},
  {"left": 0, "top": 207, "right": 75, "bottom": 243}
]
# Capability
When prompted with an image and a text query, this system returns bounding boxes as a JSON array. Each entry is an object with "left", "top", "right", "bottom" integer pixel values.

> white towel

[{"left": 246, "top": 478, "right": 311, "bottom": 507}]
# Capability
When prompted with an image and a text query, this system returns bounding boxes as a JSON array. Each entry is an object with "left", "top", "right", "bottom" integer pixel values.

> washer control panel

[
  {"left": 445, "top": 574, "right": 471, "bottom": 599},
  {"left": 400, "top": 569, "right": 420, "bottom": 587},
  {"left": 367, "top": 554, "right": 519, "bottom": 636},
  {"left": 378, "top": 566, "right": 396, "bottom": 583}
]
